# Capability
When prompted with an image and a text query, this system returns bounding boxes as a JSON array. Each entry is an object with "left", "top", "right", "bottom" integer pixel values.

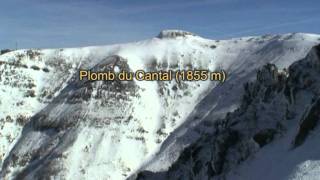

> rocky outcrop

[{"left": 157, "top": 30, "right": 196, "bottom": 39}]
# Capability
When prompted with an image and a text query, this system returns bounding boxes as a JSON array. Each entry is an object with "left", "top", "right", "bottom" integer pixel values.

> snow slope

[
  {"left": 226, "top": 44, "right": 320, "bottom": 180},
  {"left": 135, "top": 44, "right": 320, "bottom": 180},
  {"left": 0, "top": 30, "right": 319, "bottom": 180}
]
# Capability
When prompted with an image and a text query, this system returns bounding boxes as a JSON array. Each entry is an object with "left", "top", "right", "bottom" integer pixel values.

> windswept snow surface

[
  {"left": 226, "top": 126, "right": 320, "bottom": 180},
  {"left": 0, "top": 30, "right": 319, "bottom": 180}
]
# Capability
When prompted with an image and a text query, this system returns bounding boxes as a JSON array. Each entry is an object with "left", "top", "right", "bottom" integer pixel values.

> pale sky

[{"left": 1, "top": 0, "right": 319, "bottom": 49}]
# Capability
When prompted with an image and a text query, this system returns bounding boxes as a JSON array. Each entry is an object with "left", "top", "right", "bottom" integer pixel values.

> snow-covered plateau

[{"left": 0, "top": 30, "right": 320, "bottom": 180}]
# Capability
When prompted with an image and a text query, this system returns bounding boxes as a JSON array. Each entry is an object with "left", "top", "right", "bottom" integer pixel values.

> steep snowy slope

[
  {"left": 137, "top": 33, "right": 320, "bottom": 174},
  {"left": 135, "top": 44, "right": 320, "bottom": 180},
  {"left": 0, "top": 30, "right": 320, "bottom": 180},
  {"left": 226, "top": 44, "right": 320, "bottom": 180}
]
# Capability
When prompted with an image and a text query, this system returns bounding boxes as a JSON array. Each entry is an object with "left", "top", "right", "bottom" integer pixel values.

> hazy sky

[{"left": 1, "top": 0, "right": 319, "bottom": 49}]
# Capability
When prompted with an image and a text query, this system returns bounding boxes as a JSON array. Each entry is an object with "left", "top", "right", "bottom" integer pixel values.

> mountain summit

[{"left": 157, "top": 30, "right": 197, "bottom": 39}]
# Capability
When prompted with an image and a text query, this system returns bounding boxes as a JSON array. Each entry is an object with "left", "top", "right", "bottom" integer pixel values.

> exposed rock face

[
  {"left": 157, "top": 30, "right": 196, "bottom": 39},
  {"left": 135, "top": 44, "right": 320, "bottom": 180},
  {"left": 294, "top": 98, "right": 320, "bottom": 147},
  {"left": 0, "top": 49, "right": 12, "bottom": 55}
]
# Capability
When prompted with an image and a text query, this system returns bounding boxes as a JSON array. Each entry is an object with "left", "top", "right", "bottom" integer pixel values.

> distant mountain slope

[{"left": 0, "top": 30, "right": 319, "bottom": 180}]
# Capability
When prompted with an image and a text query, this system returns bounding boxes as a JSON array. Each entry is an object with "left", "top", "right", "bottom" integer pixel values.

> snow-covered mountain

[{"left": 0, "top": 30, "right": 320, "bottom": 180}]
